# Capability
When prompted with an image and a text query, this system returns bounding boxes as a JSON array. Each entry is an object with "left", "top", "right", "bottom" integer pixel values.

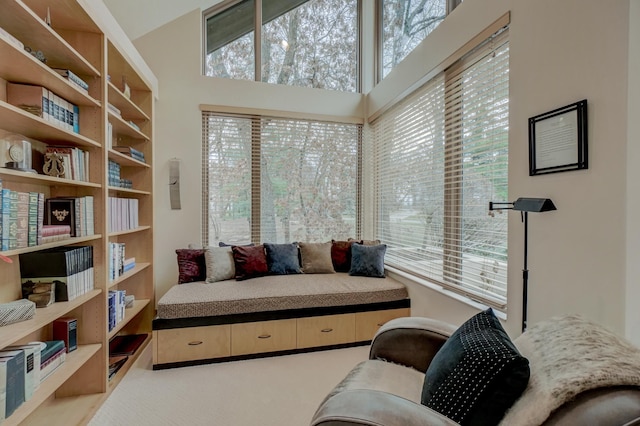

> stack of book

[
  {"left": 41, "top": 224, "right": 71, "bottom": 244},
  {"left": 108, "top": 160, "right": 132, "bottom": 189},
  {"left": 45, "top": 146, "right": 89, "bottom": 182},
  {"left": 19, "top": 246, "right": 94, "bottom": 302},
  {"left": 108, "top": 197, "right": 139, "bottom": 232},
  {"left": 6, "top": 83, "right": 79, "bottom": 133},
  {"left": 39, "top": 341, "right": 66, "bottom": 383},
  {"left": 113, "top": 146, "right": 145, "bottom": 163},
  {"left": 45, "top": 196, "right": 94, "bottom": 238},
  {"left": 108, "top": 242, "right": 135, "bottom": 281},
  {"left": 52, "top": 69, "right": 89, "bottom": 94},
  {"left": 108, "top": 289, "right": 126, "bottom": 331},
  {"left": 0, "top": 179, "right": 45, "bottom": 250}
]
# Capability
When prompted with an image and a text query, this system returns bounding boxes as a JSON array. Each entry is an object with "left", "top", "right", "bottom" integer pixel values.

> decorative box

[{"left": 0, "top": 299, "right": 36, "bottom": 326}]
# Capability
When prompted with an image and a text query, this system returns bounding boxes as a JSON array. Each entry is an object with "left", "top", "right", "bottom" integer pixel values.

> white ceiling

[{"left": 103, "top": 0, "right": 222, "bottom": 41}]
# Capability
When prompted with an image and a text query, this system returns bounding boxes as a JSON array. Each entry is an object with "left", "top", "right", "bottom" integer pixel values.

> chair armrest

[
  {"left": 310, "top": 389, "right": 459, "bottom": 426},
  {"left": 369, "top": 317, "right": 457, "bottom": 373}
]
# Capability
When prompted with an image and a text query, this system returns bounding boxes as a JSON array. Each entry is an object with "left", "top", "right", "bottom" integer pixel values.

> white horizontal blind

[
  {"left": 203, "top": 112, "right": 361, "bottom": 246},
  {"left": 372, "top": 28, "right": 509, "bottom": 307}
]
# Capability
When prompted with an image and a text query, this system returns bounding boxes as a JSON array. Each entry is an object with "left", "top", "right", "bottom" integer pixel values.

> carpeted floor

[{"left": 88, "top": 344, "right": 370, "bottom": 426}]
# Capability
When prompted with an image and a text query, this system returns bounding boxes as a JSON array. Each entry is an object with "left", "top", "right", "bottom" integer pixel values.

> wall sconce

[{"left": 489, "top": 197, "right": 557, "bottom": 332}]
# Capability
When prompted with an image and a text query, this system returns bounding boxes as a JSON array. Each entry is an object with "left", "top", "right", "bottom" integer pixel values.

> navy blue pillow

[
  {"left": 349, "top": 243, "right": 386, "bottom": 278},
  {"left": 421, "top": 308, "right": 530, "bottom": 426},
  {"left": 264, "top": 243, "right": 301, "bottom": 275}
]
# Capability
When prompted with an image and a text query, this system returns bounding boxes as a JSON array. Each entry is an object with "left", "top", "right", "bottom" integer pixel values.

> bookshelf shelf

[
  {"left": 108, "top": 226, "right": 151, "bottom": 237},
  {"left": 107, "top": 149, "right": 150, "bottom": 168},
  {"left": 0, "top": 289, "right": 101, "bottom": 348},
  {"left": 0, "top": 235, "right": 103, "bottom": 257},
  {"left": 4, "top": 343, "right": 102, "bottom": 426},
  {"left": 0, "top": 168, "right": 102, "bottom": 188},
  {"left": 107, "top": 186, "right": 151, "bottom": 196},
  {"left": 0, "top": 0, "right": 101, "bottom": 77},
  {"left": 0, "top": 100, "right": 100, "bottom": 148},
  {"left": 108, "top": 262, "right": 151, "bottom": 289},
  {"left": 108, "top": 299, "right": 150, "bottom": 339},
  {"left": 0, "top": 38, "right": 101, "bottom": 109},
  {"left": 0, "top": 0, "right": 155, "bottom": 423},
  {"left": 107, "top": 82, "right": 150, "bottom": 121},
  {"left": 108, "top": 111, "right": 149, "bottom": 141}
]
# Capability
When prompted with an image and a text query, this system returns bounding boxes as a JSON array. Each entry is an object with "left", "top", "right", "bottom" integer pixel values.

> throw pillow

[
  {"left": 331, "top": 240, "right": 353, "bottom": 272},
  {"left": 349, "top": 243, "right": 386, "bottom": 278},
  {"left": 421, "top": 308, "right": 530, "bottom": 426},
  {"left": 264, "top": 243, "right": 301, "bottom": 275},
  {"left": 205, "top": 246, "right": 236, "bottom": 283},
  {"left": 176, "top": 249, "right": 206, "bottom": 284},
  {"left": 298, "top": 242, "right": 335, "bottom": 274},
  {"left": 231, "top": 245, "right": 269, "bottom": 280}
]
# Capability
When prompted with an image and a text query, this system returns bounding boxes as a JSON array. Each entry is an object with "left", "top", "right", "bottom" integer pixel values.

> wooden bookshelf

[{"left": 0, "top": 0, "right": 155, "bottom": 424}]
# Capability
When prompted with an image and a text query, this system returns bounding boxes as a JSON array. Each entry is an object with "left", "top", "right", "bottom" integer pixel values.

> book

[
  {"left": 15, "top": 191, "right": 29, "bottom": 249},
  {"left": 41, "top": 224, "right": 71, "bottom": 237},
  {"left": 1, "top": 189, "right": 10, "bottom": 250},
  {"left": 108, "top": 356, "right": 128, "bottom": 381},
  {"left": 8, "top": 190, "right": 17, "bottom": 250},
  {"left": 0, "top": 350, "right": 25, "bottom": 417},
  {"left": 39, "top": 348, "right": 65, "bottom": 383},
  {"left": 45, "top": 198, "right": 76, "bottom": 236},
  {"left": 40, "top": 341, "right": 65, "bottom": 364},
  {"left": 27, "top": 192, "right": 39, "bottom": 247},
  {"left": 5, "top": 344, "right": 41, "bottom": 400},
  {"left": 52, "top": 68, "right": 89, "bottom": 92},
  {"left": 109, "top": 334, "right": 146, "bottom": 357}
]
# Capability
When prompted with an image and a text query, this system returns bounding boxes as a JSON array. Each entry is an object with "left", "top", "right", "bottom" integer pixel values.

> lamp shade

[{"left": 512, "top": 198, "right": 556, "bottom": 213}]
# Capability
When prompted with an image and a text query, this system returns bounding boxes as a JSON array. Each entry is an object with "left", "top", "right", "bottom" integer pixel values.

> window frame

[{"left": 203, "top": 0, "right": 362, "bottom": 92}]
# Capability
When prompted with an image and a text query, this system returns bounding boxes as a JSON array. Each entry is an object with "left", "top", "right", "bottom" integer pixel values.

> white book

[
  {"left": 0, "top": 359, "right": 6, "bottom": 422},
  {"left": 5, "top": 344, "right": 40, "bottom": 399},
  {"left": 40, "top": 350, "right": 66, "bottom": 383}
]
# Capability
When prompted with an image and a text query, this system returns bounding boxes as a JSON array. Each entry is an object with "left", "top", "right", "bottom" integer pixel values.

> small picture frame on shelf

[{"left": 528, "top": 99, "right": 588, "bottom": 176}]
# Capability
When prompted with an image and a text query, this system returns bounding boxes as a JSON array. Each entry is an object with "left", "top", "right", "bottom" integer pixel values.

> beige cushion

[
  {"left": 299, "top": 242, "right": 335, "bottom": 273},
  {"left": 205, "top": 247, "right": 235, "bottom": 283},
  {"left": 156, "top": 273, "right": 408, "bottom": 319}
]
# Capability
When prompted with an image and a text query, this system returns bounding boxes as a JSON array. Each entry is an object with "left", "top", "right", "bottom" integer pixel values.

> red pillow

[
  {"left": 232, "top": 245, "right": 269, "bottom": 280},
  {"left": 331, "top": 240, "right": 354, "bottom": 272},
  {"left": 176, "top": 249, "right": 206, "bottom": 284}
]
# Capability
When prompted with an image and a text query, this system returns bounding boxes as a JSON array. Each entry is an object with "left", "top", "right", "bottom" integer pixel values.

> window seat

[{"left": 152, "top": 273, "right": 410, "bottom": 369}]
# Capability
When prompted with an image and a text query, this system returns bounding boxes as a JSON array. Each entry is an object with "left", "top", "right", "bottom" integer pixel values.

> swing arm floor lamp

[{"left": 489, "top": 197, "right": 556, "bottom": 332}]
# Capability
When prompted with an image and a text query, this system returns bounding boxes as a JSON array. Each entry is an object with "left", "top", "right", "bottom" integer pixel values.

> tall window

[
  {"left": 372, "top": 28, "right": 509, "bottom": 307},
  {"left": 378, "top": 0, "right": 462, "bottom": 80},
  {"left": 205, "top": 0, "right": 359, "bottom": 92},
  {"left": 203, "top": 112, "right": 362, "bottom": 245}
]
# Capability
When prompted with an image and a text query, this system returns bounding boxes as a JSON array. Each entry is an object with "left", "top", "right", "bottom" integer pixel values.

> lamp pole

[{"left": 522, "top": 211, "right": 529, "bottom": 333}]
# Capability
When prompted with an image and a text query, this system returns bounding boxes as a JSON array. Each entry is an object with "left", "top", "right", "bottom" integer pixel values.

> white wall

[{"left": 132, "top": 1, "right": 638, "bottom": 343}]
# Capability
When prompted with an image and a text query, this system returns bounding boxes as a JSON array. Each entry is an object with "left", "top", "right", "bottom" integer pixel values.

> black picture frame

[{"left": 528, "top": 99, "right": 588, "bottom": 176}]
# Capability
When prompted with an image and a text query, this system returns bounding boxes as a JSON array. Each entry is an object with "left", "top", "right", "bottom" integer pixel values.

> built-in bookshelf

[{"left": 0, "top": 0, "right": 154, "bottom": 424}]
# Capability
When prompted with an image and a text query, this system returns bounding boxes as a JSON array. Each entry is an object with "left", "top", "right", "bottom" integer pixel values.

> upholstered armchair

[{"left": 310, "top": 311, "right": 640, "bottom": 426}]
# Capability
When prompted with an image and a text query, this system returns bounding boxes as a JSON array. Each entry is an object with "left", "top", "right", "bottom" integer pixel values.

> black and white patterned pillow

[{"left": 421, "top": 308, "right": 530, "bottom": 426}]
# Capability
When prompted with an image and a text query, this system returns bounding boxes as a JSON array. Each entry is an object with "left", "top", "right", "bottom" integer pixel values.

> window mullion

[{"left": 254, "top": 0, "right": 262, "bottom": 82}]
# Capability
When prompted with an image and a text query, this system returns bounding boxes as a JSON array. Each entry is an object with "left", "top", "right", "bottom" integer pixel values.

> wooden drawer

[
  {"left": 355, "top": 308, "right": 410, "bottom": 342},
  {"left": 154, "top": 325, "right": 231, "bottom": 364},
  {"left": 231, "top": 319, "right": 297, "bottom": 356},
  {"left": 297, "top": 314, "right": 355, "bottom": 349}
]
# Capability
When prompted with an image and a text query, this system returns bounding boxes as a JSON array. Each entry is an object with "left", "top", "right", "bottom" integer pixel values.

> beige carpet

[{"left": 88, "top": 345, "right": 370, "bottom": 426}]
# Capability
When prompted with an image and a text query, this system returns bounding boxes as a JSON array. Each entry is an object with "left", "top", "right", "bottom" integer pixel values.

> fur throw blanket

[{"left": 499, "top": 314, "right": 640, "bottom": 425}]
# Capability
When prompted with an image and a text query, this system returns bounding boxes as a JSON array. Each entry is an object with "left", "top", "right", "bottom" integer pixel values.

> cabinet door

[
  {"left": 355, "top": 308, "right": 410, "bottom": 342},
  {"left": 296, "top": 314, "right": 355, "bottom": 349},
  {"left": 154, "top": 325, "right": 231, "bottom": 364},
  {"left": 231, "top": 319, "right": 297, "bottom": 356}
]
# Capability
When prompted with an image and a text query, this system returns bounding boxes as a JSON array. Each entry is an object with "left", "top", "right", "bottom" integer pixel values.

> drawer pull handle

[
  {"left": 258, "top": 334, "right": 272, "bottom": 339},
  {"left": 188, "top": 341, "right": 203, "bottom": 346},
  {"left": 321, "top": 328, "right": 334, "bottom": 333}
]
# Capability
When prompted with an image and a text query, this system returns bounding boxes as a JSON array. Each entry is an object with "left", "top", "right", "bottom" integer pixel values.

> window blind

[
  {"left": 372, "top": 28, "right": 509, "bottom": 307},
  {"left": 202, "top": 112, "right": 362, "bottom": 246}
]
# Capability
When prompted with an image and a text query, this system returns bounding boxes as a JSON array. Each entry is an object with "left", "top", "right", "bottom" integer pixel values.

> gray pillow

[
  {"left": 349, "top": 243, "right": 386, "bottom": 278},
  {"left": 264, "top": 243, "right": 301, "bottom": 275},
  {"left": 205, "top": 246, "right": 235, "bottom": 283}
]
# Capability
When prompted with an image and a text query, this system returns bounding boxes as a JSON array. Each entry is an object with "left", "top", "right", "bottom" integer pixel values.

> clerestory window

[{"left": 204, "top": 0, "right": 359, "bottom": 92}]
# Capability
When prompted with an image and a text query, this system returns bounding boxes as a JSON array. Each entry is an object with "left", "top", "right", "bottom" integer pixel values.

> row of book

[
  {"left": 7, "top": 83, "right": 79, "bottom": 134},
  {"left": 108, "top": 160, "right": 132, "bottom": 189},
  {"left": 19, "top": 245, "right": 95, "bottom": 303},
  {"left": 108, "top": 197, "right": 139, "bottom": 233},
  {"left": 0, "top": 340, "right": 66, "bottom": 421},
  {"left": 45, "top": 196, "right": 95, "bottom": 238},
  {"left": 53, "top": 68, "right": 89, "bottom": 94},
  {"left": 109, "top": 242, "right": 135, "bottom": 282},
  {"left": 108, "top": 289, "right": 126, "bottom": 332},
  {"left": 113, "top": 146, "right": 145, "bottom": 163},
  {"left": 45, "top": 145, "right": 90, "bottom": 182}
]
